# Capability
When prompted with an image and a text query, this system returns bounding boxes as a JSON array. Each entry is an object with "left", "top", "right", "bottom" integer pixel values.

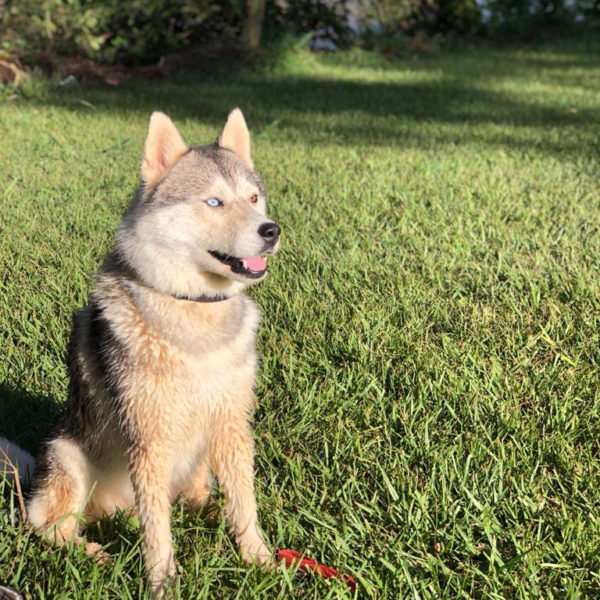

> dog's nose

[{"left": 258, "top": 222, "right": 280, "bottom": 244}]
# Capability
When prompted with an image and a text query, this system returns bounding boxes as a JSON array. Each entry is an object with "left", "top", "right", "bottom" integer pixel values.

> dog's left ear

[
  {"left": 141, "top": 112, "right": 188, "bottom": 187},
  {"left": 219, "top": 108, "right": 253, "bottom": 170}
]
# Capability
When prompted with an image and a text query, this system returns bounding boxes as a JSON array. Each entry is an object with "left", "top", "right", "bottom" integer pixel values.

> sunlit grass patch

[{"left": 0, "top": 36, "right": 599, "bottom": 598}]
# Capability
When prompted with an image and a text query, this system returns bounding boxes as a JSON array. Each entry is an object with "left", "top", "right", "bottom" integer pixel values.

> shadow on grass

[
  {"left": 34, "top": 73, "right": 599, "bottom": 123},
  {"left": 0, "top": 382, "right": 59, "bottom": 458},
  {"left": 22, "top": 43, "right": 600, "bottom": 161}
]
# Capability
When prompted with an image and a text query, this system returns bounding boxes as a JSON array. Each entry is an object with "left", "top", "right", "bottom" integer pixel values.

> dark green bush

[
  {"left": 367, "top": 0, "right": 598, "bottom": 42},
  {"left": 484, "top": 0, "right": 599, "bottom": 33},
  {"left": 1, "top": 0, "right": 226, "bottom": 65},
  {"left": 368, "top": 0, "right": 481, "bottom": 37},
  {"left": 264, "top": 0, "right": 356, "bottom": 47},
  {"left": 1, "top": 1, "right": 597, "bottom": 67}
]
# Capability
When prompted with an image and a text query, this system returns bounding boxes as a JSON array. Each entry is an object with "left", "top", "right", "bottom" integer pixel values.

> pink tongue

[{"left": 244, "top": 255, "right": 266, "bottom": 271}]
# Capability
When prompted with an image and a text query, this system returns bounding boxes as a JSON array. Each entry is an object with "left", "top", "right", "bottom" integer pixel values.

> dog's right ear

[{"left": 141, "top": 112, "right": 188, "bottom": 187}]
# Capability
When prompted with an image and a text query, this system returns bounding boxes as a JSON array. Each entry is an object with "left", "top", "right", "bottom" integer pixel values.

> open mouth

[{"left": 208, "top": 250, "right": 268, "bottom": 279}]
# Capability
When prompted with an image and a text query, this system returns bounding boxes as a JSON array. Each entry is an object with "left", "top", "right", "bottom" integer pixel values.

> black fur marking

[
  {"left": 55, "top": 317, "right": 90, "bottom": 434},
  {"left": 88, "top": 302, "right": 122, "bottom": 398}
]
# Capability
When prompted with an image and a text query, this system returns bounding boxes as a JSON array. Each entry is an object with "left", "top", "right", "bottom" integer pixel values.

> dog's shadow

[{"left": 0, "top": 381, "right": 59, "bottom": 458}]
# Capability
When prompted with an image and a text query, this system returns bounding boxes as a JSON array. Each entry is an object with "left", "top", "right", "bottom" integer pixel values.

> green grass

[{"left": 1, "top": 34, "right": 600, "bottom": 598}]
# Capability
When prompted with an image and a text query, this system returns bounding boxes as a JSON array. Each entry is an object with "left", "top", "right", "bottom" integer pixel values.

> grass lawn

[{"left": 1, "top": 33, "right": 600, "bottom": 598}]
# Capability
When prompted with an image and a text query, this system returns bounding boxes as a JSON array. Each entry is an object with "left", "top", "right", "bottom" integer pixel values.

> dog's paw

[
  {"left": 167, "top": 555, "right": 176, "bottom": 578},
  {"left": 84, "top": 542, "right": 110, "bottom": 565},
  {"left": 240, "top": 537, "right": 272, "bottom": 566},
  {"left": 0, "top": 585, "right": 24, "bottom": 600},
  {"left": 149, "top": 557, "right": 177, "bottom": 599}
]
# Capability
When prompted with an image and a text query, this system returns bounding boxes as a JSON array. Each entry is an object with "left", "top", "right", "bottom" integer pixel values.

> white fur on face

[
  {"left": 119, "top": 138, "right": 278, "bottom": 297},
  {"left": 117, "top": 195, "right": 274, "bottom": 297},
  {"left": 192, "top": 169, "right": 272, "bottom": 260}
]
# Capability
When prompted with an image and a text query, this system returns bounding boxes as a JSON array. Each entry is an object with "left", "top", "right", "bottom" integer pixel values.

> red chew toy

[{"left": 276, "top": 549, "right": 356, "bottom": 593}]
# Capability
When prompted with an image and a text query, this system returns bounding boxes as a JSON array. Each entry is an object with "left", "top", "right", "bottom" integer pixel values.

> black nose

[{"left": 258, "top": 222, "right": 280, "bottom": 244}]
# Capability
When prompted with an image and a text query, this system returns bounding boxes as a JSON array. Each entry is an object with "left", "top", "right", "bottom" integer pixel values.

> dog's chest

[
  {"left": 142, "top": 299, "right": 259, "bottom": 472},
  {"left": 96, "top": 286, "right": 261, "bottom": 441},
  {"left": 138, "top": 295, "right": 260, "bottom": 411},
  {"left": 178, "top": 331, "right": 257, "bottom": 405}
]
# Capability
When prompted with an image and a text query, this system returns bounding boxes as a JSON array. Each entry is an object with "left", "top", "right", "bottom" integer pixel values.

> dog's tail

[{"left": 0, "top": 436, "right": 35, "bottom": 485}]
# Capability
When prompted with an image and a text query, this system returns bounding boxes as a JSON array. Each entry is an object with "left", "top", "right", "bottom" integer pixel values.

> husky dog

[{"left": 3, "top": 109, "right": 280, "bottom": 596}]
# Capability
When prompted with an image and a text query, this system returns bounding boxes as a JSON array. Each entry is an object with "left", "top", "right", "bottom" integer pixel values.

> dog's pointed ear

[
  {"left": 141, "top": 112, "right": 188, "bottom": 186},
  {"left": 218, "top": 108, "right": 253, "bottom": 170}
]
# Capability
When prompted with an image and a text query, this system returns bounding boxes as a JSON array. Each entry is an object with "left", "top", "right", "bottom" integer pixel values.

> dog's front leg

[
  {"left": 210, "top": 415, "right": 270, "bottom": 564},
  {"left": 129, "top": 445, "right": 175, "bottom": 597}
]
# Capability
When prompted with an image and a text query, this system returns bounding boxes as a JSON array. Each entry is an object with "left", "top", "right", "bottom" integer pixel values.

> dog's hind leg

[{"left": 27, "top": 437, "right": 94, "bottom": 548}]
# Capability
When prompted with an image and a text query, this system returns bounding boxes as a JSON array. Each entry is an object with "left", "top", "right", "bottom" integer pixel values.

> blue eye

[{"left": 206, "top": 197, "right": 222, "bottom": 208}]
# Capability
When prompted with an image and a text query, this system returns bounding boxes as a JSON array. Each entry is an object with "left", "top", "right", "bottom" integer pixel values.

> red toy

[{"left": 276, "top": 549, "right": 356, "bottom": 593}]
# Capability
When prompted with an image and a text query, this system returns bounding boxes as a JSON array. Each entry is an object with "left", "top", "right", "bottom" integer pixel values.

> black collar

[{"left": 170, "top": 292, "right": 230, "bottom": 303}]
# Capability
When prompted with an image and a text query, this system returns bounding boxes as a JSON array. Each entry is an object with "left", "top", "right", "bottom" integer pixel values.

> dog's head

[{"left": 117, "top": 109, "right": 280, "bottom": 299}]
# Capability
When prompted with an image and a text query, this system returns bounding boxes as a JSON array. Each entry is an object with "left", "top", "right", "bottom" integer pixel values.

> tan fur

[
  {"left": 219, "top": 108, "right": 254, "bottom": 170},
  {"left": 28, "top": 438, "right": 91, "bottom": 545},
  {"left": 142, "top": 112, "right": 188, "bottom": 187},
  {"left": 25, "top": 110, "right": 279, "bottom": 597}
]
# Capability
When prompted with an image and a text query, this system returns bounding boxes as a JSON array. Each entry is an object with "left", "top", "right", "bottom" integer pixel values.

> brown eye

[{"left": 250, "top": 194, "right": 258, "bottom": 204}]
